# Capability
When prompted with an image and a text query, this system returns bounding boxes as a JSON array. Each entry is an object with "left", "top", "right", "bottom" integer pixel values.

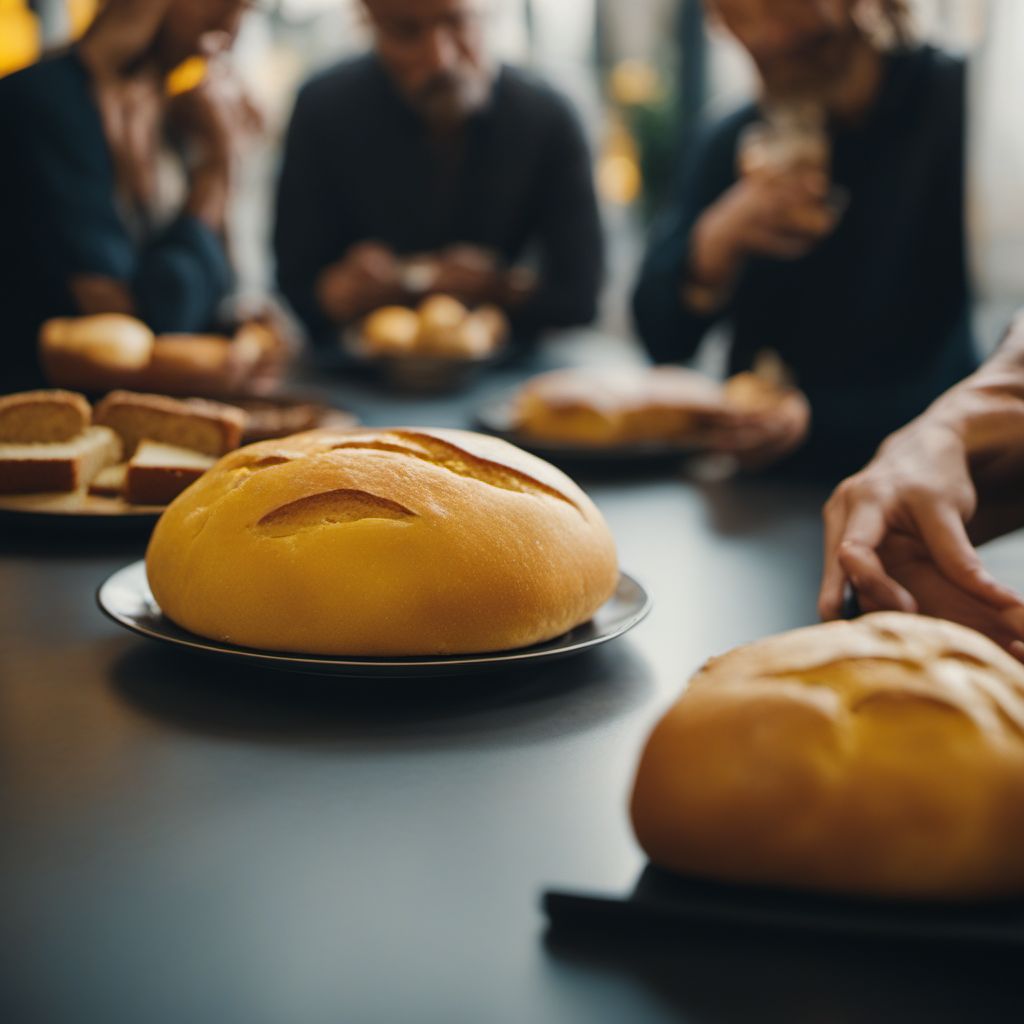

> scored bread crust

[
  {"left": 630, "top": 612, "right": 1024, "bottom": 900},
  {"left": 146, "top": 427, "right": 619, "bottom": 656}
]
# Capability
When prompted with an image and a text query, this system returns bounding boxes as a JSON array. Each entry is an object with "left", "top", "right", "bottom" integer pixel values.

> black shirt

[
  {"left": 274, "top": 54, "right": 603, "bottom": 347},
  {"left": 633, "top": 46, "right": 976, "bottom": 472},
  {"left": 0, "top": 51, "right": 233, "bottom": 391}
]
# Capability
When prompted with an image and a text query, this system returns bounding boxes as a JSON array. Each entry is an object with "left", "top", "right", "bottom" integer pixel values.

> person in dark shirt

[
  {"left": 633, "top": 0, "right": 974, "bottom": 475},
  {"left": 0, "top": 0, "right": 256, "bottom": 390},
  {"left": 274, "top": 0, "right": 603, "bottom": 349}
]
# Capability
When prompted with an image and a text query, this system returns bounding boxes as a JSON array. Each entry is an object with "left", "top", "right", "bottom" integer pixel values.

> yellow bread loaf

[
  {"left": 146, "top": 427, "right": 618, "bottom": 655},
  {"left": 631, "top": 612, "right": 1024, "bottom": 900}
]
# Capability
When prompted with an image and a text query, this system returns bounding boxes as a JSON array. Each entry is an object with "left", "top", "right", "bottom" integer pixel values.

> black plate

[
  {"left": 97, "top": 561, "right": 651, "bottom": 678},
  {"left": 474, "top": 393, "right": 702, "bottom": 467},
  {"left": 544, "top": 865, "right": 1024, "bottom": 947},
  {"left": 0, "top": 494, "right": 161, "bottom": 533}
]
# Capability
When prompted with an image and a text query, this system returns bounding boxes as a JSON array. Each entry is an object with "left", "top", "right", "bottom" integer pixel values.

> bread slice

[
  {"left": 0, "top": 389, "right": 91, "bottom": 443},
  {"left": 88, "top": 462, "right": 128, "bottom": 497},
  {"left": 124, "top": 441, "right": 215, "bottom": 505},
  {"left": 0, "top": 425, "right": 122, "bottom": 494},
  {"left": 94, "top": 390, "right": 245, "bottom": 457}
]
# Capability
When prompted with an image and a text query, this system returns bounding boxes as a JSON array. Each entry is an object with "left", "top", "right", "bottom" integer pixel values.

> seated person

[
  {"left": 633, "top": 0, "right": 976, "bottom": 474},
  {"left": 819, "top": 310, "right": 1024, "bottom": 658},
  {"left": 0, "top": 0, "right": 257, "bottom": 390},
  {"left": 274, "top": 0, "right": 603, "bottom": 350}
]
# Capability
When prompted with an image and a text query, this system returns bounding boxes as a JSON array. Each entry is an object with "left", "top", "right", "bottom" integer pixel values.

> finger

[
  {"left": 819, "top": 500, "right": 850, "bottom": 620},
  {"left": 821, "top": 501, "right": 888, "bottom": 619},
  {"left": 838, "top": 542, "right": 919, "bottom": 614},
  {"left": 913, "top": 503, "right": 1024, "bottom": 610}
]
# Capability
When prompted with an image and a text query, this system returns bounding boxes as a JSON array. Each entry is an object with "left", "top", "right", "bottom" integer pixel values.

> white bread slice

[
  {"left": 125, "top": 441, "right": 215, "bottom": 506},
  {"left": 0, "top": 426, "right": 122, "bottom": 494},
  {"left": 88, "top": 462, "right": 128, "bottom": 497}
]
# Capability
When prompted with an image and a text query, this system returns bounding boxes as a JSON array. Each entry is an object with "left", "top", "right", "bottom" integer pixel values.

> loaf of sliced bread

[{"left": 0, "top": 426, "right": 122, "bottom": 494}]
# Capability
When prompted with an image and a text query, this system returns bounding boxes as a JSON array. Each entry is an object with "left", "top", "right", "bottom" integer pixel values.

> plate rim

[{"left": 96, "top": 560, "right": 651, "bottom": 674}]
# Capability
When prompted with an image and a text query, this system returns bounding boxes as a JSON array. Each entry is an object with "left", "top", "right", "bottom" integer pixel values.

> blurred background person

[
  {"left": 0, "top": 0, "right": 259, "bottom": 390},
  {"left": 633, "top": 0, "right": 974, "bottom": 476},
  {"left": 273, "top": 0, "right": 603, "bottom": 351}
]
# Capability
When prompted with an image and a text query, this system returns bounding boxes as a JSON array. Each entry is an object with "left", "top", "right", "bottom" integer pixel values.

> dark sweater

[
  {"left": 633, "top": 46, "right": 976, "bottom": 472},
  {"left": 0, "top": 50, "right": 233, "bottom": 391},
  {"left": 274, "top": 54, "right": 603, "bottom": 347}
]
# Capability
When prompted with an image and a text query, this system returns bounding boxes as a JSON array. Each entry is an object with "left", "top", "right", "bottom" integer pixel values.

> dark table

[{"left": 3, "top": 336, "right": 1024, "bottom": 1024}]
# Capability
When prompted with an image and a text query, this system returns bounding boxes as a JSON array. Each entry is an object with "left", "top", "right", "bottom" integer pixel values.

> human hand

[
  {"left": 169, "top": 59, "right": 262, "bottom": 170},
  {"left": 689, "top": 168, "right": 839, "bottom": 294},
  {"left": 863, "top": 533, "right": 1024, "bottom": 661},
  {"left": 430, "top": 245, "right": 504, "bottom": 305},
  {"left": 316, "top": 242, "right": 404, "bottom": 324},
  {"left": 704, "top": 385, "right": 811, "bottom": 470},
  {"left": 818, "top": 422, "right": 1024, "bottom": 622}
]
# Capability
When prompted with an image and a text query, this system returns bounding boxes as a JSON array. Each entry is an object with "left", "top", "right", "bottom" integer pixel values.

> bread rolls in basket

[{"left": 146, "top": 427, "right": 618, "bottom": 656}]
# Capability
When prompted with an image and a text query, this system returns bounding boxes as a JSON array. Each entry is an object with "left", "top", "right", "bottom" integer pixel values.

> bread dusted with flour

[
  {"left": 631, "top": 612, "right": 1024, "bottom": 900},
  {"left": 146, "top": 427, "right": 618, "bottom": 655}
]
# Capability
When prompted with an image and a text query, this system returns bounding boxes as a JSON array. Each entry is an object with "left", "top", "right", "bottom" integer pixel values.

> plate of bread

[
  {"left": 0, "top": 389, "right": 356, "bottom": 526},
  {"left": 547, "top": 613, "right": 1024, "bottom": 943},
  {"left": 476, "top": 363, "right": 790, "bottom": 464},
  {"left": 98, "top": 426, "right": 650, "bottom": 676},
  {"left": 344, "top": 296, "right": 508, "bottom": 393},
  {"left": 39, "top": 312, "right": 287, "bottom": 398}
]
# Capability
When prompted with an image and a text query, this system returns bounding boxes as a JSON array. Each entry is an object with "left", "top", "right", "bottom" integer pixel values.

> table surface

[{"left": 4, "top": 337, "right": 1024, "bottom": 1024}]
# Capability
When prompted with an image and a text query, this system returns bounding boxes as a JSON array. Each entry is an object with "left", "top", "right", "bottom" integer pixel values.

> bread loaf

[
  {"left": 631, "top": 612, "right": 1024, "bottom": 900},
  {"left": 39, "top": 314, "right": 154, "bottom": 391},
  {"left": 146, "top": 427, "right": 618, "bottom": 655}
]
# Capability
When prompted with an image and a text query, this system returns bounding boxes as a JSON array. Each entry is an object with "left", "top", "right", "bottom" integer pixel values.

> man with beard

[
  {"left": 633, "top": 0, "right": 974, "bottom": 475},
  {"left": 274, "top": 0, "right": 603, "bottom": 349}
]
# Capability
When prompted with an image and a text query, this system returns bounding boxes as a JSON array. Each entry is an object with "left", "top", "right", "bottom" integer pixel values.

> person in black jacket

[
  {"left": 634, "top": 0, "right": 975, "bottom": 475},
  {"left": 274, "top": 0, "right": 603, "bottom": 350},
  {"left": 0, "top": 0, "right": 256, "bottom": 390}
]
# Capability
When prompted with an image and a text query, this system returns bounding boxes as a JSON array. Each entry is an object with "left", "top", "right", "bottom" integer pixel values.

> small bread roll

[
  {"left": 416, "top": 295, "right": 468, "bottom": 352},
  {"left": 142, "top": 334, "right": 256, "bottom": 396},
  {"left": 362, "top": 307, "right": 421, "bottom": 355},
  {"left": 146, "top": 427, "right": 618, "bottom": 656},
  {"left": 39, "top": 314, "right": 154, "bottom": 391},
  {"left": 631, "top": 613, "right": 1024, "bottom": 900}
]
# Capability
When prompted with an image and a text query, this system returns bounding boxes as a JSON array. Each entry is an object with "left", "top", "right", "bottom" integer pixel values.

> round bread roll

[
  {"left": 631, "top": 613, "right": 1024, "bottom": 900},
  {"left": 146, "top": 427, "right": 618, "bottom": 656},
  {"left": 362, "top": 306, "right": 421, "bottom": 355},
  {"left": 39, "top": 314, "right": 154, "bottom": 391},
  {"left": 417, "top": 295, "right": 468, "bottom": 352}
]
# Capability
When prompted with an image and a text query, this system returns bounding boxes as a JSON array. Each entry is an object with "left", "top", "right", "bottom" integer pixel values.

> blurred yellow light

[
  {"left": 68, "top": 0, "right": 98, "bottom": 38},
  {"left": 609, "top": 59, "right": 662, "bottom": 107},
  {"left": 0, "top": 0, "right": 39, "bottom": 79},
  {"left": 598, "top": 153, "right": 642, "bottom": 206},
  {"left": 167, "top": 56, "right": 207, "bottom": 97}
]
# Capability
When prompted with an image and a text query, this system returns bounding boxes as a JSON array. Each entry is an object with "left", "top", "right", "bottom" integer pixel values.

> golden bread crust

[
  {"left": 631, "top": 613, "right": 1024, "bottom": 900},
  {"left": 146, "top": 427, "right": 619, "bottom": 655}
]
